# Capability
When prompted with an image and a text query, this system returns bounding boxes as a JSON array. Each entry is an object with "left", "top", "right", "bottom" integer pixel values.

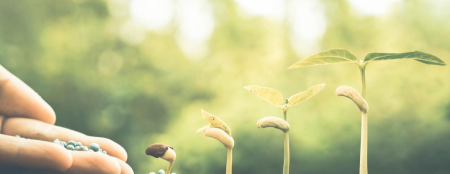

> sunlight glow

[
  {"left": 129, "top": 0, "right": 174, "bottom": 31},
  {"left": 234, "top": 0, "right": 286, "bottom": 20},
  {"left": 347, "top": 0, "right": 401, "bottom": 16},
  {"left": 176, "top": 0, "right": 215, "bottom": 60},
  {"left": 288, "top": 0, "right": 327, "bottom": 56}
]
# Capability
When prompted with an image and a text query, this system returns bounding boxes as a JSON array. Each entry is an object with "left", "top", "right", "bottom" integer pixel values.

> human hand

[{"left": 0, "top": 65, "right": 133, "bottom": 174}]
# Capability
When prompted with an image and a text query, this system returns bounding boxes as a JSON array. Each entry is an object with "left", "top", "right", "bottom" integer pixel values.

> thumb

[{"left": 0, "top": 65, "right": 56, "bottom": 124}]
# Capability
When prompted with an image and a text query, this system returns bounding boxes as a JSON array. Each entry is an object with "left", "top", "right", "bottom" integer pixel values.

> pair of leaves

[
  {"left": 243, "top": 83, "right": 326, "bottom": 110},
  {"left": 287, "top": 49, "right": 446, "bottom": 69},
  {"left": 197, "top": 110, "right": 232, "bottom": 136}
]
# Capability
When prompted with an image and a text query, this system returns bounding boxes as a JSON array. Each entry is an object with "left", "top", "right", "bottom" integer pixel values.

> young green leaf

[
  {"left": 201, "top": 110, "right": 232, "bottom": 135},
  {"left": 288, "top": 49, "right": 358, "bottom": 69},
  {"left": 287, "top": 83, "right": 326, "bottom": 107},
  {"left": 364, "top": 51, "right": 446, "bottom": 66},
  {"left": 244, "top": 85, "right": 284, "bottom": 107}
]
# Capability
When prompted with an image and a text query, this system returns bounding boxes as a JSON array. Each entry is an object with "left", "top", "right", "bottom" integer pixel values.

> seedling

[
  {"left": 146, "top": 143, "right": 176, "bottom": 174},
  {"left": 288, "top": 49, "right": 446, "bottom": 174},
  {"left": 244, "top": 83, "right": 326, "bottom": 174},
  {"left": 197, "top": 110, "right": 234, "bottom": 174}
]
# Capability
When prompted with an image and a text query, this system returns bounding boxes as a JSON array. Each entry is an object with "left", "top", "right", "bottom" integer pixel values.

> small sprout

[
  {"left": 336, "top": 85, "right": 368, "bottom": 114},
  {"left": 257, "top": 116, "right": 290, "bottom": 132},
  {"left": 197, "top": 110, "right": 233, "bottom": 174},
  {"left": 146, "top": 143, "right": 176, "bottom": 174}
]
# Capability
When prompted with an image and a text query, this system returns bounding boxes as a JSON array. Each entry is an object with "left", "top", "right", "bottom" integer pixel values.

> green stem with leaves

[
  {"left": 359, "top": 63, "right": 368, "bottom": 174},
  {"left": 282, "top": 110, "right": 290, "bottom": 174}
]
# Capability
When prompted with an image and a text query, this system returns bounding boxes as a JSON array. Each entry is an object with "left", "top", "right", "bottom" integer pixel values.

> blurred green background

[{"left": 1, "top": 0, "right": 449, "bottom": 173}]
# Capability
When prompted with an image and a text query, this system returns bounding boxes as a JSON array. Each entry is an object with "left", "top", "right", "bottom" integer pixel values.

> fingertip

[
  {"left": 114, "top": 157, "right": 134, "bottom": 174},
  {"left": 94, "top": 137, "right": 128, "bottom": 162}
]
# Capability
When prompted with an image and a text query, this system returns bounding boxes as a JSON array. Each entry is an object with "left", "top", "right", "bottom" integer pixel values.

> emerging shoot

[
  {"left": 197, "top": 110, "right": 233, "bottom": 174},
  {"left": 146, "top": 143, "right": 176, "bottom": 174},
  {"left": 244, "top": 83, "right": 326, "bottom": 174}
]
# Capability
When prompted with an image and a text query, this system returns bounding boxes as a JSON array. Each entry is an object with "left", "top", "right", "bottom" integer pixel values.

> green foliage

[
  {"left": 289, "top": 49, "right": 446, "bottom": 69},
  {"left": 287, "top": 49, "right": 357, "bottom": 69},
  {"left": 364, "top": 51, "right": 446, "bottom": 66},
  {"left": 287, "top": 83, "right": 326, "bottom": 107}
]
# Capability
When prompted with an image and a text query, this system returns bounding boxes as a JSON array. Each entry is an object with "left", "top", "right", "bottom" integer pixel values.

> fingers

[
  {"left": 0, "top": 134, "right": 72, "bottom": 172},
  {"left": 0, "top": 65, "right": 56, "bottom": 124},
  {"left": 2, "top": 117, "right": 128, "bottom": 161},
  {"left": 65, "top": 151, "right": 121, "bottom": 174}
]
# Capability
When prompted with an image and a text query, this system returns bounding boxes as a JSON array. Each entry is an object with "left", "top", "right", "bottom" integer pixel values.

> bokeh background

[{"left": 1, "top": 0, "right": 449, "bottom": 173}]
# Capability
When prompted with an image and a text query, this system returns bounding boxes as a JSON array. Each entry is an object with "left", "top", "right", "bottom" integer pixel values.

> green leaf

[
  {"left": 364, "top": 51, "right": 446, "bottom": 66},
  {"left": 288, "top": 49, "right": 358, "bottom": 69},
  {"left": 244, "top": 85, "right": 284, "bottom": 107},
  {"left": 201, "top": 110, "right": 232, "bottom": 136},
  {"left": 288, "top": 83, "right": 326, "bottom": 107}
]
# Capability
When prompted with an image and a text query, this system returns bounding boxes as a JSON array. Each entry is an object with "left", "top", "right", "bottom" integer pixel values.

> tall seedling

[
  {"left": 288, "top": 49, "right": 446, "bottom": 174},
  {"left": 244, "top": 83, "right": 326, "bottom": 174}
]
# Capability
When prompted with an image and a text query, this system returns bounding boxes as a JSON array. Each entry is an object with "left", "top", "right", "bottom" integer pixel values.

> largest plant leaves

[
  {"left": 364, "top": 51, "right": 446, "bottom": 66},
  {"left": 288, "top": 49, "right": 358, "bottom": 69}
]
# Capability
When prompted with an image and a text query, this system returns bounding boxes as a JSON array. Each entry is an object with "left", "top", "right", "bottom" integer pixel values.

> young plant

[
  {"left": 288, "top": 49, "right": 446, "bottom": 174},
  {"left": 244, "top": 83, "right": 326, "bottom": 174},
  {"left": 146, "top": 143, "right": 176, "bottom": 174},
  {"left": 197, "top": 110, "right": 234, "bottom": 174}
]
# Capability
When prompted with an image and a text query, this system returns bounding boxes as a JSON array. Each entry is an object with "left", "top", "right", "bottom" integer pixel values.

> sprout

[
  {"left": 197, "top": 110, "right": 233, "bottom": 174},
  {"left": 244, "top": 84, "right": 326, "bottom": 174},
  {"left": 146, "top": 143, "right": 176, "bottom": 174}
]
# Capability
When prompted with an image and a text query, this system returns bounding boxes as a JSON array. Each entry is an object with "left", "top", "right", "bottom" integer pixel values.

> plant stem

[
  {"left": 166, "top": 161, "right": 174, "bottom": 174},
  {"left": 226, "top": 148, "right": 232, "bottom": 174},
  {"left": 283, "top": 131, "right": 290, "bottom": 174},
  {"left": 360, "top": 112, "right": 368, "bottom": 174},
  {"left": 360, "top": 64, "right": 367, "bottom": 98}
]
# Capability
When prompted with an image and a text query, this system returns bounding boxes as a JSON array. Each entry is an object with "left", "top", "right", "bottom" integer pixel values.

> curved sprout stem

[{"left": 166, "top": 161, "right": 174, "bottom": 174}]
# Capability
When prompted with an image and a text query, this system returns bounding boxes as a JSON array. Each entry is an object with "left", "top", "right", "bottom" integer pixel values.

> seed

[
  {"left": 15, "top": 135, "right": 21, "bottom": 138},
  {"left": 149, "top": 172, "right": 156, "bottom": 174},
  {"left": 75, "top": 146, "right": 82, "bottom": 151},
  {"left": 81, "top": 146, "right": 89, "bottom": 151},
  {"left": 157, "top": 169, "right": 165, "bottom": 174},
  {"left": 67, "top": 145, "right": 75, "bottom": 150},
  {"left": 67, "top": 140, "right": 76, "bottom": 147},
  {"left": 53, "top": 139, "right": 60, "bottom": 144},
  {"left": 102, "top": 151, "right": 107, "bottom": 154},
  {"left": 88, "top": 149, "right": 94, "bottom": 152},
  {"left": 89, "top": 143, "right": 100, "bottom": 152},
  {"left": 61, "top": 141, "right": 68, "bottom": 148},
  {"left": 76, "top": 142, "right": 82, "bottom": 147}
]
